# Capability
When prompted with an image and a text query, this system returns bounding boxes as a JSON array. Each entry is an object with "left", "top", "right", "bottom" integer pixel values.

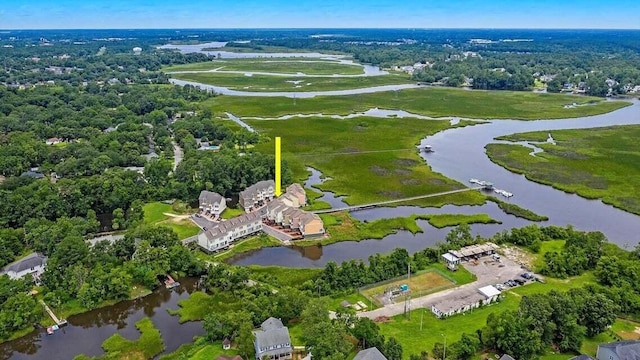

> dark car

[
  {"left": 514, "top": 278, "right": 526, "bottom": 285},
  {"left": 520, "top": 273, "right": 532, "bottom": 280}
]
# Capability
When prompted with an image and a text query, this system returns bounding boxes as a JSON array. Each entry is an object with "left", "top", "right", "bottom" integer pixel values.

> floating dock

[{"left": 40, "top": 300, "right": 67, "bottom": 327}]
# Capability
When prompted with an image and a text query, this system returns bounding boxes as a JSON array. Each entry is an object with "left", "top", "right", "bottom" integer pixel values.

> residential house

[
  {"left": 46, "top": 137, "right": 61, "bottom": 145},
  {"left": 199, "top": 190, "right": 227, "bottom": 216},
  {"left": 499, "top": 355, "right": 516, "bottom": 360},
  {"left": 569, "top": 355, "right": 595, "bottom": 360},
  {"left": 239, "top": 180, "right": 275, "bottom": 212},
  {"left": 20, "top": 170, "right": 45, "bottom": 179},
  {"left": 431, "top": 285, "right": 501, "bottom": 318},
  {"left": 285, "top": 183, "right": 307, "bottom": 207},
  {"left": 596, "top": 340, "right": 640, "bottom": 360},
  {"left": 222, "top": 338, "right": 231, "bottom": 350},
  {"left": 196, "top": 212, "right": 262, "bottom": 253},
  {"left": 253, "top": 317, "right": 293, "bottom": 360},
  {"left": 265, "top": 199, "right": 324, "bottom": 238},
  {"left": 353, "top": 347, "right": 388, "bottom": 360},
  {"left": 1, "top": 253, "right": 47, "bottom": 281}
]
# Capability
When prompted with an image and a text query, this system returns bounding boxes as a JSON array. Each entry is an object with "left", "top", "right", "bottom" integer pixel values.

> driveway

[{"left": 359, "top": 255, "right": 531, "bottom": 319}]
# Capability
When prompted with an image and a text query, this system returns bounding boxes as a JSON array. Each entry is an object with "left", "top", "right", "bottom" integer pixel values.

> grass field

[
  {"left": 487, "top": 125, "right": 640, "bottom": 215},
  {"left": 220, "top": 206, "right": 245, "bottom": 219},
  {"left": 247, "top": 116, "right": 486, "bottom": 207},
  {"left": 160, "top": 339, "right": 239, "bottom": 360},
  {"left": 361, "top": 270, "right": 454, "bottom": 304},
  {"left": 247, "top": 265, "right": 323, "bottom": 287},
  {"left": 172, "top": 72, "right": 412, "bottom": 92},
  {"left": 142, "top": 202, "right": 200, "bottom": 239},
  {"left": 205, "top": 87, "right": 631, "bottom": 119},
  {"left": 164, "top": 59, "right": 365, "bottom": 75},
  {"left": 167, "top": 292, "right": 241, "bottom": 323}
]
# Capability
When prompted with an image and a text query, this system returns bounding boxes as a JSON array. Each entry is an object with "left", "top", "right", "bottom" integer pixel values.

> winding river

[{"left": 228, "top": 99, "right": 640, "bottom": 267}]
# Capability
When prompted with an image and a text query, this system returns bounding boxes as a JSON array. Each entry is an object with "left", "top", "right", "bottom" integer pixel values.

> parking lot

[
  {"left": 360, "top": 253, "right": 539, "bottom": 320},
  {"left": 190, "top": 213, "right": 217, "bottom": 230}
]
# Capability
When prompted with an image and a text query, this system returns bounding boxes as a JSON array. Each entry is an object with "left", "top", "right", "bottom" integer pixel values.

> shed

[
  {"left": 442, "top": 252, "right": 460, "bottom": 265},
  {"left": 478, "top": 285, "right": 501, "bottom": 300},
  {"left": 222, "top": 338, "right": 231, "bottom": 350}
]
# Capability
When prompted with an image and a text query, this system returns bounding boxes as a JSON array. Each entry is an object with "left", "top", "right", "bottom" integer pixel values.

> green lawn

[
  {"left": 142, "top": 202, "right": 200, "bottom": 240},
  {"left": 164, "top": 58, "right": 365, "bottom": 75},
  {"left": 160, "top": 339, "right": 239, "bottom": 360},
  {"left": 247, "top": 265, "right": 322, "bottom": 288},
  {"left": 167, "top": 292, "right": 241, "bottom": 322},
  {"left": 200, "top": 234, "right": 282, "bottom": 262},
  {"left": 205, "top": 87, "right": 630, "bottom": 119},
  {"left": 172, "top": 72, "right": 412, "bottom": 92},
  {"left": 220, "top": 206, "right": 245, "bottom": 219},
  {"left": 75, "top": 318, "right": 164, "bottom": 360},
  {"left": 487, "top": 125, "right": 640, "bottom": 215},
  {"left": 248, "top": 116, "right": 486, "bottom": 207}
]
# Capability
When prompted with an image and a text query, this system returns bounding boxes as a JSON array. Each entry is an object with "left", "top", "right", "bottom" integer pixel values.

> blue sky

[{"left": 1, "top": 0, "right": 639, "bottom": 29}]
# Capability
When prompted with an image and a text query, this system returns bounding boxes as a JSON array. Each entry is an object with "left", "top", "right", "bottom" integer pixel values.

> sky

[{"left": 1, "top": 0, "right": 639, "bottom": 30}]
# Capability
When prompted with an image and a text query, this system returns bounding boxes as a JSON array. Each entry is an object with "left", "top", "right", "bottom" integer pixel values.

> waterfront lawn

[
  {"left": 159, "top": 339, "right": 239, "bottom": 360},
  {"left": 247, "top": 265, "right": 323, "bottom": 288},
  {"left": 168, "top": 292, "right": 241, "bottom": 323},
  {"left": 486, "top": 125, "right": 640, "bottom": 215},
  {"left": 302, "top": 211, "right": 423, "bottom": 245},
  {"left": 164, "top": 58, "right": 365, "bottom": 75},
  {"left": 207, "top": 87, "right": 630, "bottom": 119},
  {"left": 172, "top": 72, "right": 412, "bottom": 92},
  {"left": 207, "top": 234, "right": 282, "bottom": 262},
  {"left": 248, "top": 116, "right": 486, "bottom": 207},
  {"left": 75, "top": 318, "right": 164, "bottom": 360},
  {"left": 415, "top": 213, "right": 500, "bottom": 228}
]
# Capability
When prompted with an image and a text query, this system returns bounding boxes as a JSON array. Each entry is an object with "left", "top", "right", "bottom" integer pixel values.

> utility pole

[
  {"left": 442, "top": 334, "right": 447, "bottom": 360},
  {"left": 420, "top": 308, "right": 424, "bottom": 330}
]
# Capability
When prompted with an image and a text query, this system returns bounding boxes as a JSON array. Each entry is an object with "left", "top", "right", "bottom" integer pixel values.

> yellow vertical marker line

[{"left": 275, "top": 137, "right": 282, "bottom": 196}]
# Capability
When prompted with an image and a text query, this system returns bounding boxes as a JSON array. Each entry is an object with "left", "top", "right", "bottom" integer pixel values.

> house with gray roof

[
  {"left": 499, "top": 355, "right": 516, "bottom": 360},
  {"left": 253, "top": 317, "right": 292, "bottom": 360},
  {"left": 354, "top": 347, "right": 388, "bottom": 360},
  {"left": 596, "top": 340, "right": 640, "bottom": 360},
  {"left": 239, "top": 180, "right": 275, "bottom": 212},
  {"left": 569, "top": 355, "right": 595, "bottom": 360},
  {"left": 199, "top": 190, "right": 227, "bottom": 216},
  {"left": 196, "top": 211, "right": 262, "bottom": 253},
  {"left": 1, "top": 253, "right": 47, "bottom": 281}
]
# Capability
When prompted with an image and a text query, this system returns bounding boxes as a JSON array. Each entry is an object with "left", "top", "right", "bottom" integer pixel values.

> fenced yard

[{"left": 359, "top": 268, "right": 456, "bottom": 306}]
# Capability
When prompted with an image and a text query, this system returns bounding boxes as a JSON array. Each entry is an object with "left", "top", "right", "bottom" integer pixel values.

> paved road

[{"left": 172, "top": 140, "right": 183, "bottom": 171}]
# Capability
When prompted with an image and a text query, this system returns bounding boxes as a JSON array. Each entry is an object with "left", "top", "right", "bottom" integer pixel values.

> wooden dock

[
  {"left": 312, "top": 187, "right": 482, "bottom": 214},
  {"left": 40, "top": 300, "right": 67, "bottom": 327}
]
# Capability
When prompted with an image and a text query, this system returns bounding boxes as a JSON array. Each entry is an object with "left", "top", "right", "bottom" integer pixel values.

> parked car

[
  {"left": 514, "top": 278, "right": 526, "bottom": 285},
  {"left": 495, "top": 284, "right": 506, "bottom": 291}
]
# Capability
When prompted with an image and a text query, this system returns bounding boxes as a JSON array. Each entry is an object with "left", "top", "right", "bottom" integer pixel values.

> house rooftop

[
  {"left": 499, "top": 355, "right": 516, "bottom": 360},
  {"left": 199, "top": 190, "right": 224, "bottom": 204},
  {"left": 1, "top": 253, "right": 46, "bottom": 274},
  {"left": 598, "top": 340, "right": 640, "bottom": 358},
  {"left": 479, "top": 285, "right": 501, "bottom": 298},
  {"left": 450, "top": 242, "right": 498, "bottom": 259},
  {"left": 353, "top": 347, "right": 388, "bottom": 360}
]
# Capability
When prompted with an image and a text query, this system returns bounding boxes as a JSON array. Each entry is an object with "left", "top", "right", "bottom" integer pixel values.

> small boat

[{"left": 46, "top": 327, "right": 54, "bottom": 335}]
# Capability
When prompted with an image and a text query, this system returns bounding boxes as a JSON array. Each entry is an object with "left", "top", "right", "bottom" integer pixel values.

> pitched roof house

[
  {"left": 197, "top": 211, "right": 263, "bottom": 253},
  {"left": 199, "top": 190, "right": 227, "bottom": 216},
  {"left": 596, "top": 340, "right": 640, "bottom": 360},
  {"left": 1, "top": 253, "right": 47, "bottom": 281},
  {"left": 253, "top": 317, "right": 293, "bottom": 360},
  {"left": 239, "top": 180, "right": 275, "bottom": 212},
  {"left": 285, "top": 183, "right": 307, "bottom": 207},
  {"left": 353, "top": 347, "right": 388, "bottom": 360}
]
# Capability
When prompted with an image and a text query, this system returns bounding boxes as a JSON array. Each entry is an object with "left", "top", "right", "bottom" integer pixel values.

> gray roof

[
  {"left": 261, "top": 317, "right": 284, "bottom": 331},
  {"left": 21, "top": 171, "right": 45, "bottom": 179},
  {"left": 2, "top": 253, "right": 46, "bottom": 274},
  {"left": 353, "top": 347, "right": 388, "bottom": 360},
  {"left": 253, "top": 327, "right": 291, "bottom": 353},
  {"left": 569, "top": 355, "right": 595, "bottom": 360},
  {"left": 203, "top": 211, "right": 262, "bottom": 240},
  {"left": 239, "top": 180, "right": 274, "bottom": 202},
  {"left": 499, "top": 355, "right": 516, "bottom": 360},
  {"left": 598, "top": 340, "right": 640, "bottom": 358},
  {"left": 199, "top": 190, "right": 224, "bottom": 204}
]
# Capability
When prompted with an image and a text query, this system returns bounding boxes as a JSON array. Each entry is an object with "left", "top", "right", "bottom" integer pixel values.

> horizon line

[{"left": 2, "top": 27, "right": 640, "bottom": 31}]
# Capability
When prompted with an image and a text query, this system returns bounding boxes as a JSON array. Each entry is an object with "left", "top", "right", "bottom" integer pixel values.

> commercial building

[
  {"left": 449, "top": 243, "right": 499, "bottom": 261},
  {"left": 431, "top": 285, "right": 501, "bottom": 318}
]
